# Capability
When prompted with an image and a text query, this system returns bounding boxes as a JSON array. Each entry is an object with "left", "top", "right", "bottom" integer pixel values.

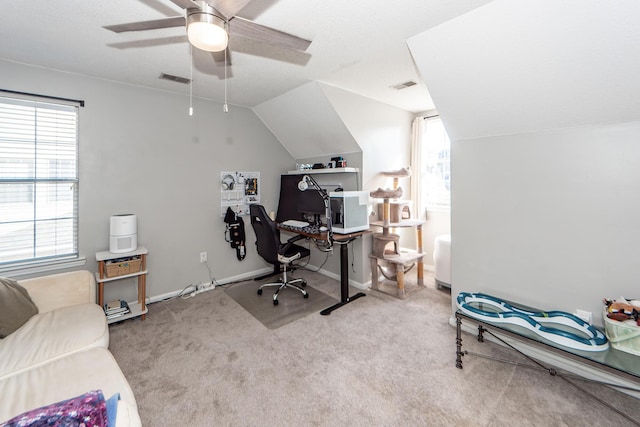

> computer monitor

[
  {"left": 275, "top": 174, "right": 327, "bottom": 224},
  {"left": 298, "top": 188, "right": 326, "bottom": 224}
]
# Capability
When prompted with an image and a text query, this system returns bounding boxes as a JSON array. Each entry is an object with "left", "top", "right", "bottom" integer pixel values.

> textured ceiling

[{"left": 0, "top": 0, "right": 491, "bottom": 112}]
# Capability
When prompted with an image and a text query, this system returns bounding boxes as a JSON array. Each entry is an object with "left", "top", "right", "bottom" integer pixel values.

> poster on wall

[{"left": 220, "top": 171, "right": 260, "bottom": 217}]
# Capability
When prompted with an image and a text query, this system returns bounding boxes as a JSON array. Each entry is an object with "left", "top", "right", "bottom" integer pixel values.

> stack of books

[{"left": 104, "top": 299, "right": 130, "bottom": 320}]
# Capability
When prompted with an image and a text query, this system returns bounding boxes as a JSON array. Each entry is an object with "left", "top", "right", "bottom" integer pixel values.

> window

[
  {"left": 420, "top": 116, "right": 450, "bottom": 210},
  {"left": 0, "top": 94, "right": 79, "bottom": 272}
]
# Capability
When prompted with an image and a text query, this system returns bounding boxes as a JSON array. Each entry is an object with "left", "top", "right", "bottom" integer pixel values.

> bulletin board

[{"left": 220, "top": 171, "right": 260, "bottom": 217}]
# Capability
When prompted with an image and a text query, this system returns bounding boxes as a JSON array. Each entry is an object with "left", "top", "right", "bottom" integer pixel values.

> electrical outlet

[{"left": 200, "top": 252, "right": 207, "bottom": 263}]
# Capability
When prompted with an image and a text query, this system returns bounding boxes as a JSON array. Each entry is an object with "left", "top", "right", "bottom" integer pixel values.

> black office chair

[{"left": 249, "top": 204, "right": 310, "bottom": 305}]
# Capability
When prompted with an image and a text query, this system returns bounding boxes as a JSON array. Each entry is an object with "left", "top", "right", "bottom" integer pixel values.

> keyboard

[{"left": 280, "top": 219, "right": 310, "bottom": 228}]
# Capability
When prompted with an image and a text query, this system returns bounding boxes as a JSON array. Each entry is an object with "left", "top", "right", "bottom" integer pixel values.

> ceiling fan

[{"left": 104, "top": 0, "right": 312, "bottom": 62}]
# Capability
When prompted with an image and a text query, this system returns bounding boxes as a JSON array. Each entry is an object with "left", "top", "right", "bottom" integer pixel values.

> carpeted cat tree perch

[{"left": 369, "top": 167, "right": 425, "bottom": 298}]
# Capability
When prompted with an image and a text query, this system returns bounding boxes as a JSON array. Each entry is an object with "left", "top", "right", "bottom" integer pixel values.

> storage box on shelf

[
  {"left": 603, "top": 308, "right": 640, "bottom": 356},
  {"left": 105, "top": 257, "right": 142, "bottom": 278}
]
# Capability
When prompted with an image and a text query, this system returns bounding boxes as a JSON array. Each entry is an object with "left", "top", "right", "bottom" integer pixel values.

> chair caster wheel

[
  {"left": 257, "top": 289, "right": 263, "bottom": 295},
  {"left": 303, "top": 293, "right": 309, "bottom": 299},
  {"left": 273, "top": 299, "right": 279, "bottom": 306}
]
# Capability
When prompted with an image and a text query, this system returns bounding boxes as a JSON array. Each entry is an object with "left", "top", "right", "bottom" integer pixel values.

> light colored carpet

[
  {"left": 224, "top": 278, "right": 337, "bottom": 329},
  {"left": 108, "top": 269, "right": 640, "bottom": 426}
]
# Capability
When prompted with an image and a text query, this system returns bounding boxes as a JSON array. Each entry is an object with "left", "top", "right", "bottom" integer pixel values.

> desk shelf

[{"left": 287, "top": 167, "right": 359, "bottom": 175}]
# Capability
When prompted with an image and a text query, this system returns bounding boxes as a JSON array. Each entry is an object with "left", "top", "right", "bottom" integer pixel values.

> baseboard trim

[
  {"left": 305, "top": 264, "right": 369, "bottom": 290},
  {"left": 146, "top": 265, "right": 372, "bottom": 305},
  {"left": 147, "top": 267, "right": 273, "bottom": 304}
]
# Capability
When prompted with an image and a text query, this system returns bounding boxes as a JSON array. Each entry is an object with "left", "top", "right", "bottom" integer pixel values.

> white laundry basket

[{"left": 434, "top": 234, "right": 451, "bottom": 288}]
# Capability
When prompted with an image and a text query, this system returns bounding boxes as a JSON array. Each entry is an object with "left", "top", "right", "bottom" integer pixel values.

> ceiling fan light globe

[
  {"left": 187, "top": 21, "right": 228, "bottom": 52},
  {"left": 187, "top": 11, "right": 228, "bottom": 52}
]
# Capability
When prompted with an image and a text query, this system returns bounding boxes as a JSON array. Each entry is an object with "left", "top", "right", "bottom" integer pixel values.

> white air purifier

[{"left": 109, "top": 214, "right": 137, "bottom": 253}]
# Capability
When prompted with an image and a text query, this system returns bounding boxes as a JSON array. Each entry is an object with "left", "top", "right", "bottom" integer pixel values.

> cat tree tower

[{"left": 369, "top": 167, "right": 425, "bottom": 298}]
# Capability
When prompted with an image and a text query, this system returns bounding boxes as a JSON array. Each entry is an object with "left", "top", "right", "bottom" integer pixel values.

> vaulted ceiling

[{"left": 0, "top": 0, "right": 491, "bottom": 113}]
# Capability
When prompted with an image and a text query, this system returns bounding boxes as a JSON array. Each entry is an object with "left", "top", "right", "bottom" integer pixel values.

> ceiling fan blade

[
  {"left": 229, "top": 16, "right": 311, "bottom": 52},
  {"left": 208, "top": 0, "right": 252, "bottom": 19},
  {"left": 107, "top": 35, "right": 188, "bottom": 50},
  {"left": 169, "top": 0, "right": 200, "bottom": 9},
  {"left": 212, "top": 48, "right": 232, "bottom": 66},
  {"left": 103, "top": 16, "right": 185, "bottom": 33},
  {"left": 227, "top": 37, "right": 311, "bottom": 66}
]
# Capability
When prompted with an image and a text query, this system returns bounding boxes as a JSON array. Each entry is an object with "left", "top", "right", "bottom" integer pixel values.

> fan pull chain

[
  {"left": 189, "top": 44, "right": 194, "bottom": 116},
  {"left": 223, "top": 45, "right": 229, "bottom": 113}
]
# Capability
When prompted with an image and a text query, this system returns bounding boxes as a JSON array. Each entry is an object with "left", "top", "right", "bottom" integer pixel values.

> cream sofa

[{"left": 0, "top": 270, "right": 141, "bottom": 426}]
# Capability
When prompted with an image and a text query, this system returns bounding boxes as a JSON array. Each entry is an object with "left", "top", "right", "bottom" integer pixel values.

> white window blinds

[{"left": 0, "top": 95, "right": 79, "bottom": 267}]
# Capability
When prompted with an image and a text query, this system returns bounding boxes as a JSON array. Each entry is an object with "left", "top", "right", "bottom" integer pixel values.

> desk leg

[{"left": 320, "top": 240, "right": 366, "bottom": 315}]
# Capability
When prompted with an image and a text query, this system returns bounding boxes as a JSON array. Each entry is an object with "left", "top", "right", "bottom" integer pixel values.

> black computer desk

[{"left": 277, "top": 225, "right": 371, "bottom": 315}]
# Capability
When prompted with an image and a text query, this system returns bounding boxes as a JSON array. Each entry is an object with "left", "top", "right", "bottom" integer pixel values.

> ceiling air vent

[
  {"left": 390, "top": 80, "right": 417, "bottom": 90},
  {"left": 159, "top": 73, "right": 191, "bottom": 85}
]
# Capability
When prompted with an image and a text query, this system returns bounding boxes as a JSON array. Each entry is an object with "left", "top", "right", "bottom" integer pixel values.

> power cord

[
  {"left": 182, "top": 260, "right": 225, "bottom": 298},
  {"left": 149, "top": 283, "right": 197, "bottom": 304},
  {"left": 303, "top": 242, "right": 330, "bottom": 272},
  {"left": 203, "top": 260, "right": 213, "bottom": 284}
]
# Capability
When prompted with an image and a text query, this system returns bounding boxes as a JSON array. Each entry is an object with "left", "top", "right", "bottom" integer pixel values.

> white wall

[
  {"left": 253, "top": 82, "right": 361, "bottom": 159},
  {"left": 409, "top": 0, "right": 640, "bottom": 325},
  {"left": 1, "top": 59, "right": 295, "bottom": 302},
  {"left": 453, "top": 123, "right": 640, "bottom": 324}
]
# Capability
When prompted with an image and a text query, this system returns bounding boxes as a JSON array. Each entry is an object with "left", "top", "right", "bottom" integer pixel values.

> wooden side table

[{"left": 95, "top": 246, "right": 148, "bottom": 323}]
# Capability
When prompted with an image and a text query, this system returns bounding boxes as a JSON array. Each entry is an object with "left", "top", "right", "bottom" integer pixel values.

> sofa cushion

[
  {"left": 19, "top": 270, "right": 96, "bottom": 314},
  {"left": 0, "top": 277, "right": 39, "bottom": 339},
  {"left": 0, "top": 303, "right": 108, "bottom": 380},
  {"left": 0, "top": 347, "right": 141, "bottom": 427}
]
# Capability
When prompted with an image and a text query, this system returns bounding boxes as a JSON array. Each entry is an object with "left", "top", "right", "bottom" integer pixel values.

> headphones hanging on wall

[{"left": 221, "top": 174, "right": 235, "bottom": 191}]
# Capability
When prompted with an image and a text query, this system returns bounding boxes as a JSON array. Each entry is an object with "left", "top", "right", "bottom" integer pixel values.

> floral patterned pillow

[{"left": 1, "top": 390, "right": 112, "bottom": 427}]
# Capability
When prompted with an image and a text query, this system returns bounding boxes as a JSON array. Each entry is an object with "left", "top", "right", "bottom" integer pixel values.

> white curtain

[{"left": 410, "top": 116, "right": 425, "bottom": 219}]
